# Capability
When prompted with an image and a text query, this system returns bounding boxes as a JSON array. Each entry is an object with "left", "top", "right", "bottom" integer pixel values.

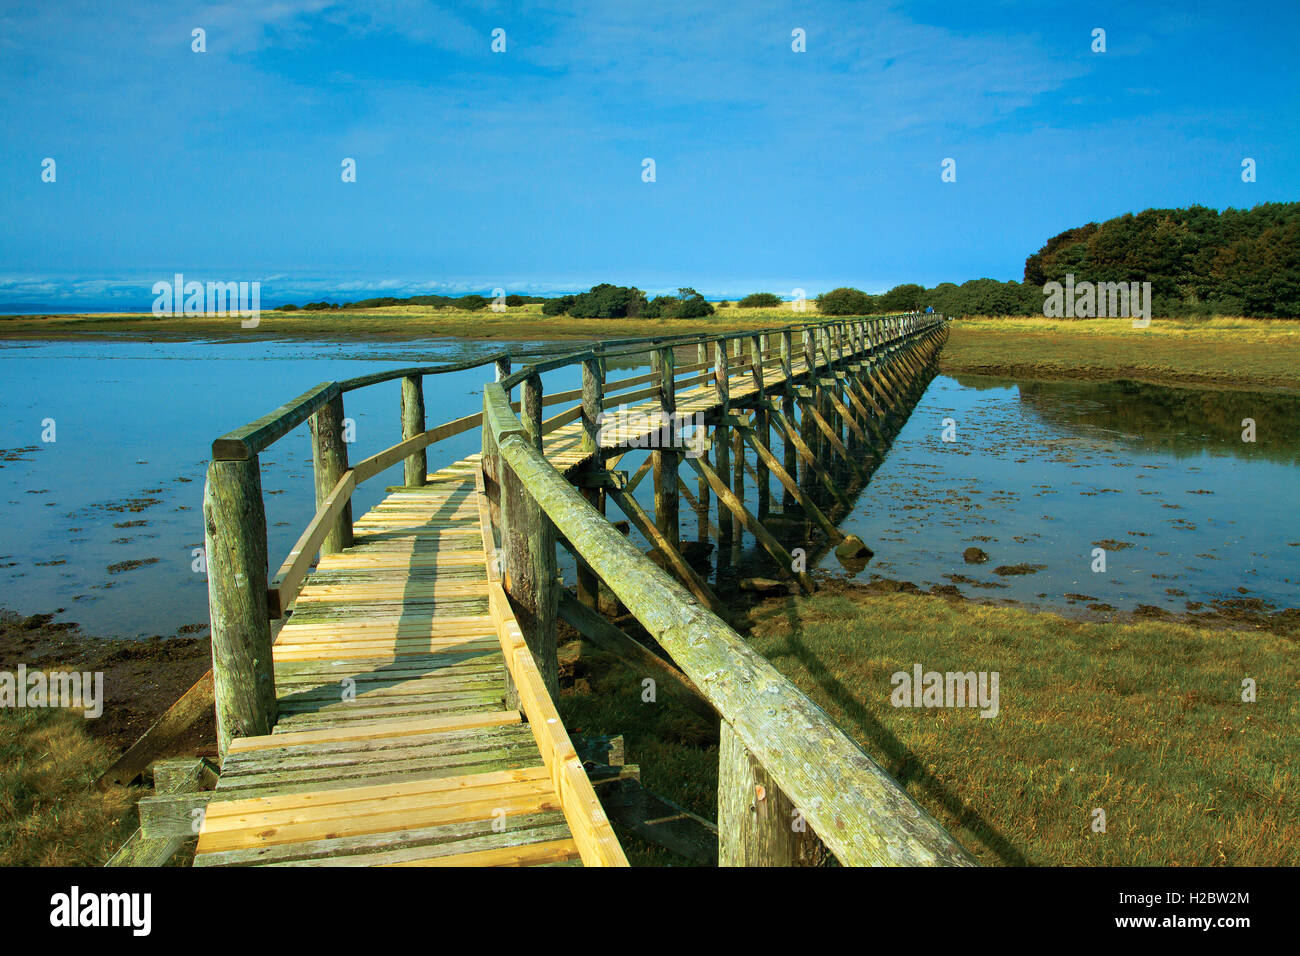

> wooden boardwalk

[
  {"left": 194, "top": 464, "right": 591, "bottom": 866},
  {"left": 193, "top": 355, "right": 800, "bottom": 866},
  {"left": 190, "top": 320, "right": 964, "bottom": 869}
]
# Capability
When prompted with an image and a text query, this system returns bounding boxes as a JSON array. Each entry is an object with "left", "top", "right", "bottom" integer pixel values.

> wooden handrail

[
  {"left": 485, "top": 367, "right": 972, "bottom": 866},
  {"left": 203, "top": 311, "right": 946, "bottom": 828},
  {"left": 212, "top": 381, "right": 339, "bottom": 460}
]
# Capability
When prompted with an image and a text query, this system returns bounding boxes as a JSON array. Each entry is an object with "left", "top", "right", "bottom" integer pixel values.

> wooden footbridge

[{"left": 167, "top": 313, "right": 975, "bottom": 866}]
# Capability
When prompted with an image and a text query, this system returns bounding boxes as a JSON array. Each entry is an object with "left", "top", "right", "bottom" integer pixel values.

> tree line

[{"left": 273, "top": 202, "right": 1297, "bottom": 318}]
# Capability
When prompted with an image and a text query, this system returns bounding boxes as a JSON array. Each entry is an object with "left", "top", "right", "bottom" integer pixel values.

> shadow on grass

[{"left": 770, "top": 601, "right": 1032, "bottom": 867}]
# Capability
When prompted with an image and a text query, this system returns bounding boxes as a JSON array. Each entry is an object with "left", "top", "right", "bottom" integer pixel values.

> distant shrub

[
  {"left": 644, "top": 288, "right": 714, "bottom": 319},
  {"left": 717, "top": 300, "right": 730, "bottom": 309},
  {"left": 302, "top": 301, "right": 335, "bottom": 311},
  {"left": 567, "top": 284, "right": 648, "bottom": 318},
  {"left": 671, "top": 288, "right": 715, "bottom": 318},
  {"left": 738, "top": 292, "right": 782, "bottom": 309},
  {"left": 457, "top": 294, "right": 488, "bottom": 311},
  {"left": 505, "top": 294, "right": 526, "bottom": 307},
  {"left": 276, "top": 303, "right": 299, "bottom": 311},
  {"left": 815, "top": 288, "right": 873, "bottom": 315},
  {"left": 877, "top": 283, "right": 925, "bottom": 313},
  {"left": 541, "top": 295, "right": 576, "bottom": 316}
]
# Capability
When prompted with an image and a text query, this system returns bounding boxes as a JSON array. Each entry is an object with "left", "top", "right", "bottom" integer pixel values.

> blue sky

[{"left": 1, "top": 0, "right": 1297, "bottom": 309}]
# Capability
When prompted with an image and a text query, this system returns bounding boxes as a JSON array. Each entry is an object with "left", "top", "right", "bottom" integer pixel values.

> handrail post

[
  {"left": 309, "top": 392, "right": 353, "bottom": 553},
  {"left": 577, "top": 351, "right": 605, "bottom": 609},
  {"left": 800, "top": 329, "right": 823, "bottom": 468},
  {"left": 652, "top": 344, "right": 680, "bottom": 550},
  {"left": 500, "top": 372, "right": 560, "bottom": 703},
  {"left": 749, "top": 333, "right": 769, "bottom": 520},
  {"left": 400, "top": 374, "right": 427, "bottom": 487},
  {"left": 730, "top": 341, "right": 745, "bottom": 545},
  {"left": 203, "top": 455, "right": 276, "bottom": 757},
  {"left": 718, "top": 719, "right": 829, "bottom": 865},
  {"left": 713, "top": 338, "right": 733, "bottom": 569},
  {"left": 779, "top": 331, "right": 797, "bottom": 511},
  {"left": 695, "top": 342, "right": 710, "bottom": 547}
]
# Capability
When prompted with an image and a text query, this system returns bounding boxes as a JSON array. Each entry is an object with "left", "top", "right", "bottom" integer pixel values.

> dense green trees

[
  {"left": 1025, "top": 202, "right": 1300, "bottom": 317},
  {"left": 816, "top": 287, "right": 873, "bottom": 315},
  {"left": 644, "top": 287, "right": 715, "bottom": 318},
  {"left": 565, "top": 283, "right": 648, "bottom": 318},
  {"left": 541, "top": 294, "right": 576, "bottom": 316},
  {"left": 276, "top": 203, "right": 1296, "bottom": 320}
]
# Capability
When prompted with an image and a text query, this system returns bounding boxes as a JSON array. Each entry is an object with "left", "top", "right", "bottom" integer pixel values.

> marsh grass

[
  {"left": 0, "top": 707, "right": 137, "bottom": 866},
  {"left": 744, "top": 588, "right": 1298, "bottom": 866},
  {"left": 944, "top": 315, "right": 1300, "bottom": 391},
  {"left": 0, "top": 302, "right": 810, "bottom": 342},
  {"left": 557, "top": 588, "right": 1297, "bottom": 866},
  {"left": 557, "top": 639, "right": 718, "bottom": 865}
]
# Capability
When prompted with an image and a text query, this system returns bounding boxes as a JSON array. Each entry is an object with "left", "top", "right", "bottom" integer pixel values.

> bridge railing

[
  {"left": 480, "top": 312, "right": 973, "bottom": 865},
  {"left": 201, "top": 308, "right": 970, "bottom": 865}
]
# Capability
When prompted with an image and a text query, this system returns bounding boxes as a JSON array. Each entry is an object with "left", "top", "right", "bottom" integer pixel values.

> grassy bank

[
  {"left": 0, "top": 610, "right": 213, "bottom": 866},
  {"left": 559, "top": 583, "right": 1297, "bottom": 866},
  {"left": 943, "top": 315, "right": 1300, "bottom": 392},
  {"left": 0, "top": 303, "right": 805, "bottom": 342},
  {"left": 0, "top": 708, "right": 138, "bottom": 865}
]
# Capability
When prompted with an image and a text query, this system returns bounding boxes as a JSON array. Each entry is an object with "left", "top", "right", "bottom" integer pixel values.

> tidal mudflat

[
  {"left": 0, "top": 337, "right": 554, "bottom": 636},
  {"left": 823, "top": 374, "right": 1300, "bottom": 624}
]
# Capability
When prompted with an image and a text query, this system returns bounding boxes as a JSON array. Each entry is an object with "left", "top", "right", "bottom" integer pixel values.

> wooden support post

[
  {"left": 400, "top": 374, "right": 427, "bottom": 487},
  {"left": 731, "top": 405, "right": 745, "bottom": 548},
  {"left": 576, "top": 353, "right": 605, "bottom": 609},
  {"left": 713, "top": 340, "right": 733, "bottom": 559},
  {"left": 750, "top": 334, "right": 769, "bottom": 521},
  {"left": 767, "top": 406, "right": 851, "bottom": 510},
  {"left": 203, "top": 457, "right": 276, "bottom": 757},
  {"left": 718, "top": 721, "right": 828, "bottom": 866},
  {"left": 797, "top": 396, "right": 867, "bottom": 482},
  {"left": 800, "top": 330, "right": 821, "bottom": 467},
  {"left": 309, "top": 393, "right": 353, "bottom": 554},
  {"left": 500, "top": 373, "right": 560, "bottom": 704},
  {"left": 687, "top": 454, "right": 814, "bottom": 593},
  {"left": 608, "top": 484, "right": 730, "bottom": 622},
  {"left": 652, "top": 345, "right": 680, "bottom": 551},
  {"left": 737, "top": 423, "right": 843, "bottom": 544},
  {"left": 695, "top": 342, "right": 710, "bottom": 543},
  {"left": 779, "top": 331, "right": 798, "bottom": 512}
]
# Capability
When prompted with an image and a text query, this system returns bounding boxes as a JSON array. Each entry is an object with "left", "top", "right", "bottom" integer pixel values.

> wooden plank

[
  {"left": 96, "top": 671, "right": 215, "bottom": 788},
  {"left": 384, "top": 837, "right": 579, "bottom": 867},
  {"left": 228, "top": 711, "right": 521, "bottom": 753},
  {"left": 486, "top": 580, "right": 628, "bottom": 867}
]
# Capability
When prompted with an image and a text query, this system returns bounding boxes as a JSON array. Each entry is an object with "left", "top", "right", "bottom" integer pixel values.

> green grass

[
  {"left": 558, "top": 587, "right": 1297, "bottom": 866},
  {"left": 0, "top": 302, "right": 809, "bottom": 343},
  {"left": 943, "top": 315, "right": 1300, "bottom": 391},
  {"left": 0, "top": 708, "right": 138, "bottom": 866},
  {"left": 557, "top": 638, "right": 718, "bottom": 865},
  {"left": 744, "top": 587, "right": 1298, "bottom": 866}
]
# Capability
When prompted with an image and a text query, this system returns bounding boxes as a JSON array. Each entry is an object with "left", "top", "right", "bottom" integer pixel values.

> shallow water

[
  {"left": 3, "top": 341, "right": 1296, "bottom": 636},
  {"left": 0, "top": 337, "right": 584, "bottom": 636},
  {"left": 821, "top": 374, "right": 1300, "bottom": 616}
]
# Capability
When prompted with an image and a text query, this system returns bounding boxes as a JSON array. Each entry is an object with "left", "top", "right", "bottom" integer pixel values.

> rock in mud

[{"left": 834, "top": 534, "right": 873, "bottom": 561}]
